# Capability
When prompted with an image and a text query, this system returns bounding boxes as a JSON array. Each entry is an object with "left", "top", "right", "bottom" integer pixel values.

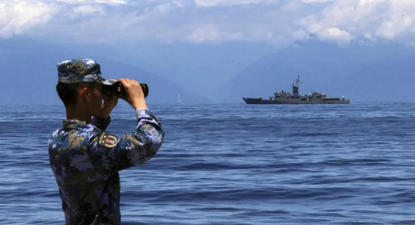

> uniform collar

[{"left": 63, "top": 119, "right": 92, "bottom": 130}]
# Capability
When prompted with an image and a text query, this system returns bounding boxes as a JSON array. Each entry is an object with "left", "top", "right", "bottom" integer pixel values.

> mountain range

[
  {"left": 1, "top": 38, "right": 414, "bottom": 104},
  {"left": 218, "top": 41, "right": 415, "bottom": 103},
  {"left": 0, "top": 38, "right": 209, "bottom": 104}
]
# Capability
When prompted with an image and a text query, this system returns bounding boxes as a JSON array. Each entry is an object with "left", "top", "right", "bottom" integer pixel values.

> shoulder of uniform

[{"left": 97, "top": 132, "right": 118, "bottom": 148}]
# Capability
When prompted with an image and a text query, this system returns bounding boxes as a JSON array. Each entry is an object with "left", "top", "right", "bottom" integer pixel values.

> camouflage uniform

[{"left": 48, "top": 59, "right": 165, "bottom": 225}]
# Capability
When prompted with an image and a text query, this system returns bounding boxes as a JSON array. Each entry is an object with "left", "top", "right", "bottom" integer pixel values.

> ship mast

[{"left": 292, "top": 75, "right": 301, "bottom": 95}]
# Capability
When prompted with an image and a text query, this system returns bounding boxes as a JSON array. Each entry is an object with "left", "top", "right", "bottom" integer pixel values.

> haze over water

[{"left": 1, "top": 102, "right": 414, "bottom": 224}]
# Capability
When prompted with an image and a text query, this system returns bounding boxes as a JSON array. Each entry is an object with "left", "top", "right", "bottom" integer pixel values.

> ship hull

[{"left": 243, "top": 97, "right": 350, "bottom": 104}]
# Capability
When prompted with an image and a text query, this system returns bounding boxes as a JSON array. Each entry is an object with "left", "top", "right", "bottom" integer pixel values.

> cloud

[
  {"left": 73, "top": 5, "right": 105, "bottom": 15},
  {"left": 296, "top": 0, "right": 415, "bottom": 45},
  {"left": 186, "top": 24, "right": 242, "bottom": 43},
  {"left": 194, "top": 0, "right": 268, "bottom": 7},
  {"left": 320, "top": 27, "right": 353, "bottom": 44},
  {"left": 302, "top": 0, "right": 334, "bottom": 3},
  {"left": 55, "top": 0, "right": 128, "bottom": 5},
  {"left": 0, "top": 1, "right": 59, "bottom": 38},
  {"left": 1, "top": 0, "right": 415, "bottom": 47}
]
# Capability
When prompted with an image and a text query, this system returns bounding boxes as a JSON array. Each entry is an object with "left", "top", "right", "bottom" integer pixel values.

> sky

[{"left": 1, "top": 0, "right": 415, "bottom": 48}]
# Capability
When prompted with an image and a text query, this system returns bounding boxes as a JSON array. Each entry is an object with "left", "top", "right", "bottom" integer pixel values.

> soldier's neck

[{"left": 65, "top": 105, "right": 92, "bottom": 124}]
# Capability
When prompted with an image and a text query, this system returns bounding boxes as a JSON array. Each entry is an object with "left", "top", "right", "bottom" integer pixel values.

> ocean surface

[{"left": 1, "top": 102, "right": 415, "bottom": 225}]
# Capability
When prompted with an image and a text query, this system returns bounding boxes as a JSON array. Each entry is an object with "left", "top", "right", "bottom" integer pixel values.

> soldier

[{"left": 48, "top": 58, "right": 165, "bottom": 225}]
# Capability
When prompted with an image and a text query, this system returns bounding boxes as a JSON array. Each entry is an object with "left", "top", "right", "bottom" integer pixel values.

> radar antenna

[
  {"left": 294, "top": 75, "right": 302, "bottom": 86},
  {"left": 292, "top": 75, "right": 302, "bottom": 95}
]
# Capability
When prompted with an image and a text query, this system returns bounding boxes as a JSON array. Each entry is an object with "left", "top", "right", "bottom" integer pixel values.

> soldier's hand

[{"left": 119, "top": 78, "right": 148, "bottom": 109}]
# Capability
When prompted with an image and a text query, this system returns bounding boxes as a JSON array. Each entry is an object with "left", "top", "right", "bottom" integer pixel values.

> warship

[{"left": 243, "top": 76, "right": 350, "bottom": 104}]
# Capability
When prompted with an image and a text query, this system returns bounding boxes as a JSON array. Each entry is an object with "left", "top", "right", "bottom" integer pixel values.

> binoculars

[{"left": 102, "top": 82, "right": 149, "bottom": 98}]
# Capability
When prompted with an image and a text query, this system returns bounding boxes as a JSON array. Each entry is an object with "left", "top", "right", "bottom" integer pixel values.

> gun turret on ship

[{"left": 242, "top": 75, "right": 350, "bottom": 104}]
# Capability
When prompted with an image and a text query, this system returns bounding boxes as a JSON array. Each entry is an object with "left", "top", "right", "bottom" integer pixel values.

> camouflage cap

[{"left": 57, "top": 58, "right": 113, "bottom": 85}]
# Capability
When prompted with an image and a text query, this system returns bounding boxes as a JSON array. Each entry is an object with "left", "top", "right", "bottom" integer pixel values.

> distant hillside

[
  {"left": 218, "top": 40, "right": 415, "bottom": 103},
  {"left": 0, "top": 39, "right": 209, "bottom": 104},
  {"left": 113, "top": 41, "right": 276, "bottom": 101},
  {"left": 323, "top": 54, "right": 415, "bottom": 102}
]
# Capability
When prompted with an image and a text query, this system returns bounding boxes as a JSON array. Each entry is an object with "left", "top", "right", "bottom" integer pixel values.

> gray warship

[{"left": 243, "top": 76, "right": 350, "bottom": 104}]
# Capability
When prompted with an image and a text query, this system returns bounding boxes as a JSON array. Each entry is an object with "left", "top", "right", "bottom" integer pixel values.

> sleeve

[
  {"left": 95, "top": 109, "right": 165, "bottom": 172},
  {"left": 91, "top": 116, "right": 111, "bottom": 131}
]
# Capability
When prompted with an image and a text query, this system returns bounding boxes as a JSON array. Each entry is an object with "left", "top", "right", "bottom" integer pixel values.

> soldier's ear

[
  {"left": 85, "top": 90, "right": 91, "bottom": 100},
  {"left": 79, "top": 85, "right": 90, "bottom": 101}
]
